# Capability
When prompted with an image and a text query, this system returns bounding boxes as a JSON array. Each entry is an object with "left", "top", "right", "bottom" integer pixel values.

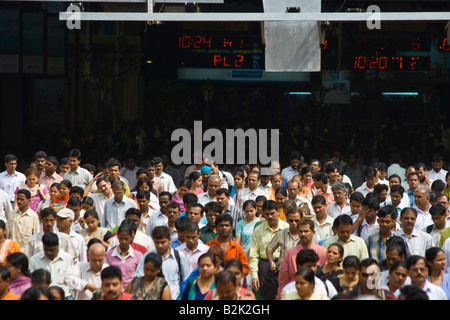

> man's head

[
  {"left": 431, "top": 154, "right": 444, "bottom": 172},
  {"left": 311, "top": 195, "right": 327, "bottom": 217},
  {"left": 166, "top": 202, "right": 181, "bottom": 224},
  {"left": 42, "top": 232, "right": 60, "bottom": 261},
  {"left": 152, "top": 157, "right": 164, "bottom": 176},
  {"left": 325, "top": 162, "right": 340, "bottom": 184},
  {"left": 101, "top": 266, "right": 124, "bottom": 300},
  {"left": 399, "top": 207, "right": 417, "bottom": 234},
  {"left": 331, "top": 182, "right": 348, "bottom": 205},
  {"left": 359, "top": 258, "right": 380, "bottom": 293},
  {"left": 406, "top": 172, "right": 419, "bottom": 191},
  {"left": 183, "top": 221, "right": 200, "bottom": 251},
  {"left": 44, "top": 156, "right": 59, "bottom": 176},
  {"left": 436, "top": 194, "right": 449, "bottom": 213},
  {"left": 88, "top": 243, "right": 106, "bottom": 273},
  {"left": 67, "top": 196, "right": 82, "bottom": 220},
  {"left": 216, "top": 214, "right": 233, "bottom": 239},
  {"left": 68, "top": 148, "right": 82, "bottom": 172},
  {"left": 430, "top": 204, "right": 447, "bottom": 230},
  {"left": 188, "top": 203, "right": 204, "bottom": 224},
  {"left": 297, "top": 219, "right": 315, "bottom": 247},
  {"left": 151, "top": 226, "right": 172, "bottom": 256},
  {"left": 40, "top": 208, "right": 57, "bottom": 233},
  {"left": 111, "top": 180, "right": 126, "bottom": 203},
  {"left": 388, "top": 174, "right": 402, "bottom": 189},
  {"left": 312, "top": 172, "right": 328, "bottom": 190},
  {"left": 204, "top": 201, "right": 222, "bottom": 229},
  {"left": 376, "top": 205, "right": 398, "bottom": 235},
  {"left": 406, "top": 255, "right": 428, "bottom": 288},
  {"left": 414, "top": 188, "right": 430, "bottom": 211},
  {"left": 247, "top": 171, "right": 260, "bottom": 191},
  {"left": 16, "top": 189, "right": 31, "bottom": 210},
  {"left": 414, "top": 163, "right": 428, "bottom": 183},
  {"left": 288, "top": 151, "right": 304, "bottom": 171},
  {"left": 215, "top": 188, "right": 230, "bottom": 211},
  {"left": 4, "top": 154, "right": 18, "bottom": 174},
  {"left": 33, "top": 151, "right": 48, "bottom": 173},
  {"left": 262, "top": 200, "right": 279, "bottom": 228},
  {"left": 385, "top": 236, "right": 407, "bottom": 267},
  {"left": 183, "top": 192, "right": 198, "bottom": 214},
  {"left": 56, "top": 208, "right": 74, "bottom": 233},
  {"left": 309, "top": 159, "right": 321, "bottom": 174},
  {"left": 136, "top": 190, "right": 150, "bottom": 211},
  {"left": 207, "top": 175, "right": 221, "bottom": 197},
  {"left": 295, "top": 248, "right": 319, "bottom": 273},
  {"left": 389, "top": 185, "right": 405, "bottom": 207},
  {"left": 286, "top": 208, "right": 302, "bottom": 234},
  {"left": 214, "top": 270, "right": 238, "bottom": 300},
  {"left": 333, "top": 214, "right": 354, "bottom": 242},
  {"left": 287, "top": 180, "right": 300, "bottom": 200},
  {"left": 361, "top": 192, "right": 380, "bottom": 221},
  {"left": 107, "top": 160, "right": 122, "bottom": 181},
  {"left": 158, "top": 192, "right": 172, "bottom": 214},
  {"left": 364, "top": 166, "right": 378, "bottom": 189},
  {"left": 349, "top": 192, "right": 364, "bottom": 215}
]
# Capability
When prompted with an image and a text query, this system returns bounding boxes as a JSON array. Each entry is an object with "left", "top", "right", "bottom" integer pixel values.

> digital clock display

[
  {"left": 353, "top": 56, "right": 430, "bottom": 70},
  {"left": 177, "top": 34, "right": 261, "bottom": 69}
]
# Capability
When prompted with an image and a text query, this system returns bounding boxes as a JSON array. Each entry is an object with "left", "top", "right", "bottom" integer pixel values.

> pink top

[
  {"left": 106, "top": 246, "right": 143, "bottom": 290},
  {"left": 278, "top": 242, "right": 327, "bottom": 293}
]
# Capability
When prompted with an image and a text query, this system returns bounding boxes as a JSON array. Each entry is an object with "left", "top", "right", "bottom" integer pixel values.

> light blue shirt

[
  {"left": 0, "top": 170, "right": 26, "bottom": 202},
  {"left": 103, "top": 196, "right": 137, "bottom": 230},
  {"left": 64, "top": 167, "right": 93, "bottom": 189},
  {"left": 146, "top": 210, "right": 168, "bottom": 238},
  {"left": 135, "top": 248, "right": 189, "bottom": 300}
]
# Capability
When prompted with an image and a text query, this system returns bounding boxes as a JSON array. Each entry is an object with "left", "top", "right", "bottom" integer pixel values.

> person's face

[
  {"left": 378, "top": 189, "right": 388, "bottom": 202},
  {"left": 108, "top": 166, "right": 120, "bottom": 180},
  {"left": 414, "top": 190, "right": 429, "bottom": 209},
  {"left": 350, "top": 200, "right": 362, "bottom": 215},
  {"left": 49, "top": 186, "right": 59, "bottom": 198},
  {"left": 326, "top": 245, "right": 342, "bottom": 265},
  {"left": 146, "top": 166, "right": 156, "bottom": 179},
  {"left": 45, "top": 160, "right": 57, "bottom": 175},
  {"left": 256, "top": 201, "right": 264, "bottom": 216},
  {"left": 41, "top": 214, "right": 56, "bottom": 233},
  {"left": 144, "top": 261, "right": 161, "bottom": 282},
  {"left": 312, "top": 201, "right": 327, "bottom": 217},
  {"left": 43, "top": 245, "right": 59, "bottom": 261},
  {"left": 26, "top": 174, "right": 38, "bottom": 187},
  {"left": 68, "top": 205, "right": 81, "bottom": 219},
  {"left": 385, "top": 250, "right": 403, "bottom": 267},
  {"left": 359, "top": 264, "right": 380, "bottom": 290},
  {"left": 35, "top": 157, "right": 46, "bottom": 171},
  {"left": 5, "top": 261, "right": 21, "bottom": 279},
  {"left": 188, "top": 206, "right": 202, "bottom": 224},
  {"left": 215, "top": 193, "right": 229, "bottom": 210},
  {"left": 332, "top": 189, "right": 347, "bottom": 204},
  {"left": 234, "top": 175, "right": 244, "bottom": 188},
  {"left": 199, "top": 257, "right": 216, "bottom": 278},
  {"left": 193, "top": 177, "right": 202, "bottom": 188},
  {"left": 225, "top": 265, "right": 243, "bottom": 287},
  {"left": 344, "top": 266, "right": 358, "bottom": 281},
  {"left": 310, "top": 161, "right": 320, "bottom": 174},
  {"left": 366, "top": 176, "right": 377, "bottom": 189},
  {"left": 295, "top": 274, "right": 314, "bottom": 298},
  {"left": 16, "top": 193, "right": 30, "bottom": 210},
  {"left": 217, "top": 220, "right": 232, "bottom": 238},
  {"left": 154, "top": 238, "right": 171, "bottom": 256},
  {"left": 166, "top": 207, "right": 180, "bottom": 224},
  {"left": 328, "top": 169, "right": 340, "bottom": 183},
  {"left": 298, "top": 223, "right": 314, "bottom": 246},
  {"left": 275, "top": 192, "right": 287, "bottom": 208},
  {"left": 390, "top": 191, "right": 402, "bottom": 207},
  {"left": 5, "top": 160, "right": 17, "bottom": 173},
  {"left": 59, "top": 163, "right": 70, "bottom": 176},
  {"left": 137, "top": 197, "right": 150, "bottom": 212},
  {"left": 155, "top": 162, "right": 164, "bottom": 175},
  {"left": 139, "top": 183, "right": 150, "bottom": 192},
  {"left": 126, "top": 215, "right": 141, "bottom": 230},
  {"left": 261, "top": 176, "right": 270, "bottom": 187},
  {"left": 102, "top": 277, "right": 123, "bottom": 300},
  {"left": 287, "top": 182, "right": 299, "bottom": 199},
  {"left": 159, "top": 196, "right": 171, "bottom": 213},
  {"left": 202, "top": 172, "right": 211, "bottom": 182},
  {"left": 68, "top": 156, "right": 80, "bottom": 171},
  {"left": 270, "top": 175, "right": 283, "bottom": 190},
  {"left": 97, "top": 180, "right": 111, "bottom": 197},
  {"left": 286, "top": 212, "right": 301, "bottom": 233},
  {"left": 216, "top": 281, "right": 238, "bottom": 300},
  {"left": 389, "top": 177, "right": 401, "bottom": 189},
  {"left": 247, "top": 173, "right": 259, "bottom": 191},
  {"left": 400, "top": 211, "right": 416, "bottom": 233},
  {"left": 177, "top": 186, "right": 189, "bottom": 198},
  {"left": 243, "top": 205, "right": 257, "bottom": 220},
  {"left": 112, "top": 187, "right": 125, "bottom": 203},
  {"left": 88, "top": 248, "right": 106, "bottom": 273},
  {"left": 389, "top": 266, "right": 408, "bottom": 289},
  {"left": 409, "top": 259, "right": 428, "bottom": 287},
  {"left": 378, "top": 214, "right": 394, "bottom": 235},
  {"left": 336, "top": 224, "right": 353, "bottom": 242},
  {"left": 264, "top": 208, "right": 279, "bottom": 227},
  {"left": 207, "top": 178, "right": 221, "bottom": 196},
  {"left": 85, "top": 215, "right": 99, "bottom": 232},
  {"left": 184, "top": 230, "right": 200, "bottom": 250},
  {"left": 431, "top": 213, "right": 447, "bottom": 230},
  {"left": 118, "top": 231, "right": 134, "bottom": 252},
  {"left": 290, "top": 159, "right": 301, "bottom": 170},
  {"left": 302, "top": 172, "right": 313, "bottom": 184},
  {"left": 407, "top": 175, "right": 419, "bottom": 190},
  {"left": 428, "top": 250, "right": 446, "bottom": 272},
  {"left": 362, "top": 205, "right": 377, "bottom": 221},
  {"left": 416, "top": 167, "right": 427, "bottom": 182},
  {"left": 205, "top": 210, "right": 220, "bottom": 228},
  {"left": 56, "top": 216, "right": 72, "bottom": 233}
]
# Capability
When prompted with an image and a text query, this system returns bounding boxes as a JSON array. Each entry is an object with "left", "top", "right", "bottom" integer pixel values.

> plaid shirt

[{"left": 6, "top": 208, "right": 40, "bottom": 251}]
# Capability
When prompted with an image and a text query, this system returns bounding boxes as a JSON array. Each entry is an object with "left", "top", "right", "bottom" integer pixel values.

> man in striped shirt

[{"left": 365, "top": 205, "right": 397, "bottom": 262}]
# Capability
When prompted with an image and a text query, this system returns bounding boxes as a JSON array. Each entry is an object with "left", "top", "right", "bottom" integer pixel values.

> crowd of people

[{"left": 0, "top": 147, "right": 450, "bottom": 301}]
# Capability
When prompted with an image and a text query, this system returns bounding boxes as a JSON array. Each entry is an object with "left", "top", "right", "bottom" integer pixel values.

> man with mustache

[
  {"left": 406, "top": 255, "right": 446, "bottom": 300},
  {"left": 281, "top": 151, "right": 304, "bottom": 183}
]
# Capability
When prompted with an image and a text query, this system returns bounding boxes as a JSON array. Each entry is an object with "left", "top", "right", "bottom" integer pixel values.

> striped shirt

[
  {"left": 223, "top": 204, "right": 246, "bottom": 234},
  {"left": 365, "top": 231, "right": 394, "bottom": 262},
  {"left": 266, "top": 228, "right": 300, "bottom": 268},
  {"left": 235, "top": 187, "right": 267, "bottom": 210},
  {"left": 394, "top": 228, "right": 434, "bottom": 257},
  {"left": 6, "top": 208, "right": 40, "bottom": 251},
  {"left": 320, "top": 234, "right": 369, "bottom": 261}
]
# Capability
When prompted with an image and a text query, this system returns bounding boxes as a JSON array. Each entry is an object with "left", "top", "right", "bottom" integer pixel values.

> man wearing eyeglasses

[{"left": 406, "top": 255, "right": 447, "bottom": 300}]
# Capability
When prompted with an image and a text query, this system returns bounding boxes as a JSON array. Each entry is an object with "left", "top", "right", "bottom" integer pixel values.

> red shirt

[{"left": 206, "top": 237, "right": 250, "bottom": 277}]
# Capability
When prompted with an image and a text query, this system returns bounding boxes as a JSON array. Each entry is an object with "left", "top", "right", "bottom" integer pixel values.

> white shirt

[
  {"left": 394, "top": 228, "right": 434, "bottom": 257},
  {"left": 326, "top": 201, "right": 351, "bottom": 218},
  {"left": 355, "top": 184, "right": 374, "bottom": 197},
  {"left": 311, "top": 214, "right": 334, "bottom": 242},
  {"left": 427, "top": 168, "right": 448, "bottom": 183},
  {"left": 422, "top": 220, "right": 450, "bottom": 247},
  {"left": 0, "top": 170, "right": 26, "bottom": 202},
  {"left": 146, "top": 210, "right": 168, "bottom": 238},
  {"left": 422, "top": 280, "right": 448, "bottom": 300},
  {"left": 64, "top": 261, "right": 109, "bottom": 300},
  {"left": 442, "top": 237, "right": 450, "bottom": 273},
  {"left": 413, "top": 205, "right": 434, "bottom": 231},
  {"left": 235, "top": 187, "right": 267, "bottom": 210},
  {"left": 156, "top": 172, "right": 177, "bottom": 193},
  {"left": 0, "top": 188, "right": 12, "bottom": 222},
  {"left": 351, "top": 215, "right": 378, "bottom": 241},
  {"left": 68, "top": 229, "right": 88, "bottom": 263},
  {"left": 282, "top": 276, "right": 337, "bottom": 299},
  {"left": 109, "top": 230, "right": 155, "bottom": 252},
  {"left": 64, "top": 167, "right": 93, "bottom": 189},
  {"left": 88, "top": 192, "right": 112, "bottom": 225}
]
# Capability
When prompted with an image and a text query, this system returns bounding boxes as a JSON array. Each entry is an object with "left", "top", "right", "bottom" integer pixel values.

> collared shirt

[
  {"left": 199, "top": 224, "right": 217, "bottom": 244},
  {"left": 235, "top": 187, "right": 267, "bottom": 210},
  {"left": 311, "top": 215, "right": 334, "bottom": 242},
  {"left": 177, "top": 241, "right": 210, "bottom": 275},
  {"left": 422, "top": 280, "right": 448, "bottom": 300},
  {"left": 207, "top": 237, "right": 250, "bottom": 277},
  {"left": 365, "top": 231, "right": 394, "bottom": 262},
  {"left": 68, "top": 229, "right": 88, "bottom": 263},
  {"left": 155, "top": 172, "right": 177, "bottom": 193},
  {"left": 394, "top": 228, "right": 434, "bottom": 256},
  {"left": 387, "top": 164, "right": 406, "bottom": 181},
  {"left": 223, "top": 204, "right": 245, "bottom": 234},
  {"left": 278, "top": 242, "right": 328, "bottom": 293},
  {"left": 423, "top": 221, "right": 450, "bottom": 247},
  {"left": 64, "top": 167, "right": 93, "bottom": 189},
  {"left": 281, "top": 166, "right": 298, "bottom": 183},
  {"left": 314, "top": 185, "right": 334, "bottom": 206},
  {"left": 106, "top": 245, "right": 142, "bottom": 289},
  {"left": 151, "top": 176, "right": 165, "bottom": 196},
  {"left": 38, "top": 172, "right": 63, "bottom": 192},
  {"left": 352, "top": 215, "right": 378, "bottom": 240},
  {"left": 6, "top": 208, "right": 40, "bottom": 251},
  {"left": 88, "top": 192, "right": 112, "bottom": 225},
  {"left": 0, "top": 170, "right": 26, "bottom": 202},
  {"left": 413, "top": 205, "right": 434, "bottom": 231},
  {"left": 135, "top": 248, "right": 189, "bottom": 300},
  {"left": 355, "top": 184, "right": 374, "bottom": 197},
  {"left": 146, "top": 210, "right": 168, "bottom": 238},
  {"left": 427, "top": 169, "right": 448, "bottom": 183},
  {"left": 266, "top": 228, "right": 300, "bottom": 268},
  {"left": 0, "top": 189, "right": 12, "bottom": 223},
  {"left": 327, "top": 201, "right": 351, "bottom": 218},
  {"left": 24, "top": 231, "right": 78, "bottom": 261},
  {"left": 197, "top": 191, "right": 216, "bottom": 205},
  {"left": 320, "top": 234, "right": 369, "bottom": 261},
  {"left": 108, "top": 230, "right": 155, "bottom": 252},
  {"left": 64, "top": 261, "right": 109, "bottom": 300},
  {"left": 248, "top": 219, "right": 289, "bottom": 279},
  {"left": 406, "top": 188, "right": 415, "bottom": 207},
  {"left": 103, "top": 196, "right": 137, "bottom": 230},
  {"left": 29, "top": 250, "right": 74, "bottom": 297}
]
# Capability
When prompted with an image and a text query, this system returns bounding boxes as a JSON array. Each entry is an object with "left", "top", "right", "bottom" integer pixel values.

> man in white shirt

[
  {"left": 327, "top": 182, "right": 351, "bottom": 218},
  {"left": 413, "top": 188, "right": 434, "bottom": 230},
  {"left": 56, "top": 208, "right": 88, "bottom": 264},
  {"left": 235, "top": 171, "right": 267, "bottom": 210},
  {"left": 120, "top": 155, "right": 141, "bottom": 191},
  {"left": 153, "top": 157, "right": 177, "bottom": 194},
  {"left": 428, "top": 154, "right": 448, "bottom": 183},
  {"left": 64, "top": 148, "right": 93, "bottom": 189},
  {"left": 0, "top": 154, "right": 26, "bottom": 205},
  {"left": 83, "top": 175, "right": 113, "bottom": 225},
  {"left": 355, "top": 166, "right": 378, "bottom": 197},
  {"left": 64, "top": 242, "right": 109, "bottom": 300}
]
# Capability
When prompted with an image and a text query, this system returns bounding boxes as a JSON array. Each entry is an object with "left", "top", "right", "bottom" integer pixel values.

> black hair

[
  {"left": 296, "top": 248, "right": 319, "bottom": 266},
  {"left": 101, "top": 265, "right": 122, "bottom": 282}
]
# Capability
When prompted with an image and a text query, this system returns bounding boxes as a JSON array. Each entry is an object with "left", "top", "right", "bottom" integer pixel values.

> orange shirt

[
  {"left": 206, "top": 237, "right": 250, "bottom": 277},
  {"left": 1, "top": 289, "right": 21, "bottom": 300}
]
